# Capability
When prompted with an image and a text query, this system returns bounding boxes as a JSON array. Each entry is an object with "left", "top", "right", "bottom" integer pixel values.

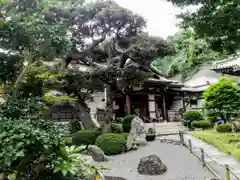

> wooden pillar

[
  {"left": 182, "top": 95, "right": 186, "bottom": 112},
  {"left": 148, "top": 94, "right": 156, "bottom": 120},
  {"left": 126, "top": 94, "right": 131, "bottom": 115},
  {"left": 162, "top": 93, "right": 168, "bottom": 122}
]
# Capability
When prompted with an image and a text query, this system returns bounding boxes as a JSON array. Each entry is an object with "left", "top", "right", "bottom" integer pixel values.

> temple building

[{"left": 212, "top": 55, "right": 240, "bottom": 76}]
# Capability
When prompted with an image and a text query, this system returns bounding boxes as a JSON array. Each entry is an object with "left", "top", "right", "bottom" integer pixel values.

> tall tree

[
  {"left": 167, "top": 0, "right": 240, "bottom": 53},
  {"left": 0, "top": 0, "right": 71, "bottom": 98}
]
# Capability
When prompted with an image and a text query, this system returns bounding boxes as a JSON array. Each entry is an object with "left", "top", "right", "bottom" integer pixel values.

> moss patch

[{"left": 192, "top": 130, "right": 240, "bottom": 160}]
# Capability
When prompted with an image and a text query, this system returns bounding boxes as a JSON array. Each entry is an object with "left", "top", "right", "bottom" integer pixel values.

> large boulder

[
  {"left": 87, "top": 145, "right": 108, "bottom": 162},
  {"left": 137, "top": 154, "right": 167, "bottom": 175}
]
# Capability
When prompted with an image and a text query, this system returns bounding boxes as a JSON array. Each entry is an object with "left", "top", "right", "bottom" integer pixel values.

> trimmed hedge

[
  {"left": 183, "top": 110, "right": 203, "bottom": 122},
  {"left": 111, "top": 123, "right": 123, "bottom": 133},
  {"left": 122, "top": 133, "right": 129, "bottom": 140},
  {"left": 95, "top": 133, "right": 126, "bottom": 155},
  {"left": 216, "top": 124, "right": 232, "bottom": 133},
  {"left": 122, "top": 115, "right": 136, "bottom": 133},
  {"left": 191, "top": 120, "right": 212, "bottom": 130},
  {"left": 72, "top": 129, "right": 101, "bottom": 146}
]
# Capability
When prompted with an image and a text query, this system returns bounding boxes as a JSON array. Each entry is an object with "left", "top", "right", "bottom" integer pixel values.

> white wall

[
  {"left": 170, "top": 100, "right": 183, "bottom": 110},
  {"left": 171, "top": 98, "right": 204, "bottom": 110}
]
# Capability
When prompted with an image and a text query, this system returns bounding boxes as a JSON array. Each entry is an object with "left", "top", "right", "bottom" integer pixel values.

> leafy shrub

[
  {"left": 183, "top": 110, "right": 203, "bottom": 122},
  {"left": 111, "top": 123, "right": 123, "bottom": 133},
  {"left": 69, "top": 119, "right": 82, "bottom": 134},
  {"left": 206, "top": 110, "right": 221, "bottom": 124},
  {"left": 204, "top": 78, "right": 240, "bottom": 122},
  {"left": 147, "top": 128, "right": 156, "bottom": 135},
  {"left": 72, "top": 129, "right": 100, "bottom": 146},
  {"left": 216, "top": 124, "right": 232, "bottom": 133},
  {"left": 122, "top": 114, "right": 136, "bottom": 132},
  {"left": 191, "top": 120, "right": 212, "bottom": 129},
  {"left": 95, "top": 133, "right": 126, "bottom": 155},
  {"left": 57, "top": 122, "right": 71, "bottom": 136},
  {"left": 114, "top": 117, "right": 123, "bottom": 123},
  {"left": 0, "top": 120, "right": 63, "bottom": 179}
]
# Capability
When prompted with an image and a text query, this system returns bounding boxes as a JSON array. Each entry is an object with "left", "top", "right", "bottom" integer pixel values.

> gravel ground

[{"left": 91, "top": 139, "right": 214, "bottom": 180}]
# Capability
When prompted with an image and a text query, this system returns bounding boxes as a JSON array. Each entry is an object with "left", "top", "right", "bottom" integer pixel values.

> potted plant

[{"left": 145, "top": 128, "right": 156, "bottom": 142}]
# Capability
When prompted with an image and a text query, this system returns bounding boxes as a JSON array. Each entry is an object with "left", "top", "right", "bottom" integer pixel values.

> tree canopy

[
  {"left": 167, "top": 0, "right": 240, "bottom": 53},
  {"left": 204, "top": 78, "right": 240, "bottom": 121},
  {"left": 152, "top": 28, "right": 224, "bottom": 80},
  {"left": 0, "top": 0, "right": 170, "bottom": 112}
]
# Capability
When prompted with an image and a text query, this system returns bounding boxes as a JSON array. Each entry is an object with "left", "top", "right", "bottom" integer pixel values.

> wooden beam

[
  {"left": 162, "top": 93, "right": 168, "bottom": 122},
  {"left": 126, "top": 94, "right": 131, "bottom": 115}
]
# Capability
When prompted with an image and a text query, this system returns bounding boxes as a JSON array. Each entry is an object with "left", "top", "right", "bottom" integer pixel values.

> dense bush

[
  {"left": 191, "top": 120, "right": 212, "bottom": 130},
  {"left": 0, "top": 120, "right": 63, "bottom": 179},
  {"left": 95, "top": 133, "right": 126, "bottom": 155},
  {"left": 183, "top": 110, "right": 203, "bottom": 122},
  {"left": 204, "top": 78, "right": 240, "bottom": 122},
  {"left": 207, "top": 110, "right": 221, "bottom": 124},
  {"left": 122, "top": 114, "right": 136, "bottom": 132},
  {"left": 72, "top": 129, "right": 101, "bottom": 146},
  {"left": 111, "top": 123, "right": 123, "bottom": 133},
  {"left": 69, "top": 119, "right": 82, "bottom": 134},
  {"left": 216, "top": 124, "right": 232, "bottom": 133}
]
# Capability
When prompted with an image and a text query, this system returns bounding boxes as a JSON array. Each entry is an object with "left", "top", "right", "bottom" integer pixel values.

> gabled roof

[{"left": 212, "top": 55, "right": 240, "bottom": 75}]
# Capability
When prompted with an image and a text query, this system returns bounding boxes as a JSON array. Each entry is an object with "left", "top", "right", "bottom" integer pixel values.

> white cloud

[{"left": 113, "top": 0, "right": 182, "bottom": 38}]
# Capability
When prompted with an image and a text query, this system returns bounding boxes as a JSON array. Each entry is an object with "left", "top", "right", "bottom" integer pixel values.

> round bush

[
  {"left": 95, "top": 133, "right": 126, "bottom": 155},
  {"left": 122, "top": 133, "right": 129, "bottom": 140},
  {"left": 122, "top": 114, "right": 136, "bottom": 133},
  {"left": 216, "top": 124, "right": 232, "bottom": 133},
  {"left": 183, "top": 110, "right": 203, "bottom": 122},
  {"left": 72, "top": 130, "right": 100, "bottom": 146},
  {"left": 191, "top": 120, "right": 212, "bottom": 130},
  {"left": 111, "top": 123, "right": 123, "bottom": 133}
]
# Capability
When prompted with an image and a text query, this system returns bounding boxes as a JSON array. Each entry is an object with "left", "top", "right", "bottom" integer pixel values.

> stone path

[
  {"left": 183, "top": 133, "right": 240, "bottom": 180},
  {"left": 91, "top": 140, "right": 213, "bottom": 180},
  {"left": 145, "top": 122, "right": 187, "bottom": 135}
]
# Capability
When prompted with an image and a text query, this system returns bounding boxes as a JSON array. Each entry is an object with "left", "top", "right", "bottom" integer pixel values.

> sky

[{"left": 113, "top": 0, "right": 182, "bottom": 39}]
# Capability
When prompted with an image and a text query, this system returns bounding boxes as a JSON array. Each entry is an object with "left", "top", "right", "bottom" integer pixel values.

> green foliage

[
  {"left": 44, "top": 95, "right": 73, "bottom": 103},
  {"left": 152, "top": 28, "right": 224, "bottom": 79},
  {"left": 192, "top": 130, "right": 240, "bottom": 160},
  {"left": 72, "top": 130, "right": 100, "bottom": 146},
  {"left": 216, "top": 124, "right": 233, "bottom": 133},
  {"left": 207, "top": 110, "right": 222, "bottom": 124},
  {"left": 0, "top": 52, "right": 23, "bottom": 85},
  {"left": 111, "top": 123, "right": 123, "bottom": 133},
  {"left": 69, "top": 119, "right": 82, "bottom": 134},
  {"left": 53, "top": 145, "right": 91, "bottom": 178},
  {"left": 168, "top": 0, "right": 240, "bottom": 53},
  {"left": 204, "top": 78, "right": 240, "bottom": 121},
  {"left": 183, "top": 110, "right": 203, "bottom": 122},
  {"left": 0, "top": 120, "right": 62, "bottom": 177},
  {"left": 0, "top": 97, "right": 49, "bottom": 120},
  {"left": 191, "top": 120, "right": 212, "bottom": 129},
  {"left": 122, "top": 115, "right": 136, "bottom": 133},
  {"left": 95, "top": 133, "right": 126, "bottom": 155},
  {"left": 122, "top": 133, "right": 129, "bottom": 140}
]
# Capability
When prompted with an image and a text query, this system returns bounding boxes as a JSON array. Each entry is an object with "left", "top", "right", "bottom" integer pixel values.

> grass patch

[{"left": 192, "top": 130, "right": 240, "bottom": 160}]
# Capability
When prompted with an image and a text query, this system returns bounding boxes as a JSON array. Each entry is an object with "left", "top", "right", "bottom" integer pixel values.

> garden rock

[
  {"left": 104, "top": 176, "right": 128, "bottom": 180},
  {"left": 87, "top": 145, "right": 108, "bottom": 162},
  {"left": 137, "top": 154, "right": 167, "bottom": 175},
  {"left": 126, "top": 116, "right": 147, "bottom": 150}
]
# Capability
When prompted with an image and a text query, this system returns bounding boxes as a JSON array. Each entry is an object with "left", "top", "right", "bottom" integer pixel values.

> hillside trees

[
  {"left": 152, "top": 28, "right": 224, "bottom": 80},
  {"left": 166, "top": 0, "right": 240, "bottom": 53}
]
